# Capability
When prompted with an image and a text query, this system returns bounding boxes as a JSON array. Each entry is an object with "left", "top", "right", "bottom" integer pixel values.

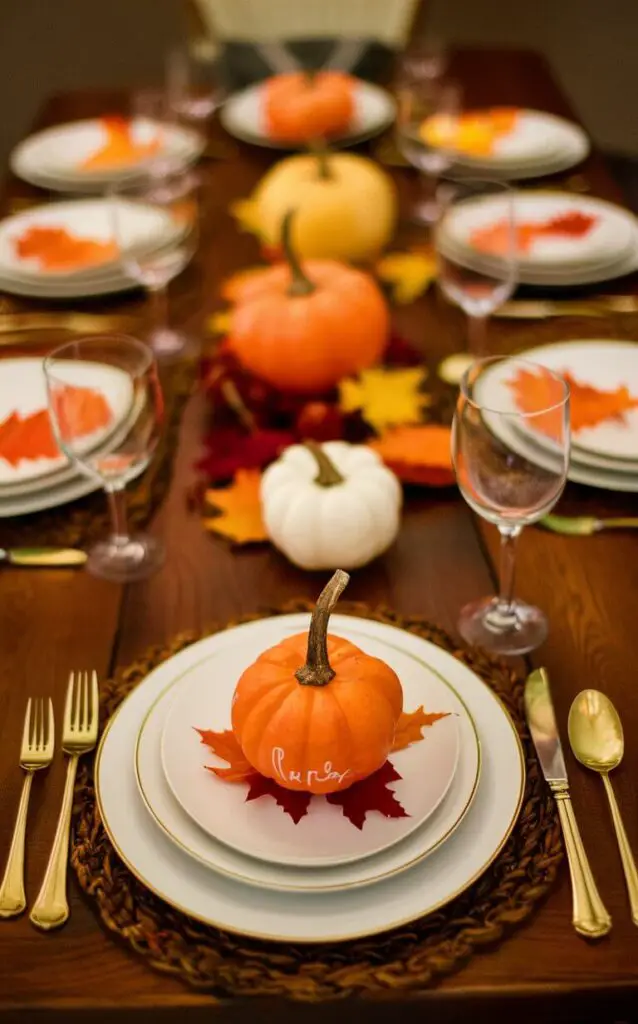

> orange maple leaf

[
  {"left": 195, "top": 727, "right": 255, "bottom": 782},
  {"left": 368, "top": 424, "right": 455, "bottom": 485},
  {"left": 508, "top": 367, "right": 638, "bottom": 438},
  {"left": 81, "top": 115, "right": 161, "bottom": 170},
  {"left": 203, "top": 469, "right": 269, "bottom": 544},
  {"left": 392, "top": 707, "right": 450, "bottom": 753}
]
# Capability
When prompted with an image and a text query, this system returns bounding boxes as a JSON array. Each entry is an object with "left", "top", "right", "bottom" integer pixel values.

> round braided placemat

[{"left": 71, "top": 603, "right": 562, "bottom": 1001}]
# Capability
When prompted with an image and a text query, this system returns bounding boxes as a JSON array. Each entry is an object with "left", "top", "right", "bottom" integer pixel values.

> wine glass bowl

[
  {"left": 452, "top": 355, "right": 570, "bottom": 654},
  {"left": 44, "top": 335, "right": 165, "bottom": 582},
  {"left": 396, "top": 81, "right": 461, "bottom": 224}
]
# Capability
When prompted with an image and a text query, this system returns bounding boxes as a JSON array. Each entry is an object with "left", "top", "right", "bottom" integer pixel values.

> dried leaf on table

[
  {"left": 203, "top": 469, "right": 269, "bottom": 544},
  {"left": 326, "top": 761, "right": 408, "bottom": 830},
  {"left": 206, "top": 310, "right": 232, "bottom": 336},
  {"left": 368, "top": 424, "right": 455, "bottom": 486},
  {"left": 229, "top": 198, "right": 262, "bottom": 237},
  {"left": 339, "top": 366, "right": 431, "bottom": 434},
  {"left": 375, "top": 248, "right": 437, "bottom": 305},
  {"left": 392, "top": 707, "right": 451, "bottom": 752},
  {"left": 195, "top": 727, "right": 254, "bottom": 782},
  {"left": 508, "top": 367, "right": 638, "bottom": 437},
  {"left": 196, "top": 426, "right": 294, "bottom": 482},
  {"left": 245, "top": 773, "right": 312, "bottom": 824}
]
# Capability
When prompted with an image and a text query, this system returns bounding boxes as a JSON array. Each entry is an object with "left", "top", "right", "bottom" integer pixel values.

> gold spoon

[{"left": 569, "top": 689, "right": 638, "bottom": 925}]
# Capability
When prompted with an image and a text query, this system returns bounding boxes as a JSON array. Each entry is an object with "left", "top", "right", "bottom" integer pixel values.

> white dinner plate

[
  {"left": 11, "top": 118, "right": 204, "bottom": 193},
  {"left": 159, "top": 635, "right": 461, "bottom": 869},
  {"left": 96, "top": 613, "right": 524, "bottom": 943},
  {"left": 447, "top": 110, "right": 589, "bottom": 178},
  {"left": 136, "top": 656, "right": 480, "bottom": 891},
  {"left": 0, "top": 357, "right": 133, "bottom": 487},
  {"left": 221, "top": 79, "right": 396, "bottom": 149}
]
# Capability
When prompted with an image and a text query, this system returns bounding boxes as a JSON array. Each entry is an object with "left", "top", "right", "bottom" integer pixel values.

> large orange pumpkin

[
  {"left": 226, "top": 213, "right": 388, "bottom": 394},
  {"left": 232, "top": 570, "right": 403, "bottom": 794},
  {"left": 264, "top": 71, "right": 355, "bottom": 143}
]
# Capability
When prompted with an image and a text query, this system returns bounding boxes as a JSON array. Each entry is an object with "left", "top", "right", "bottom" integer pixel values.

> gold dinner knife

[
  {"left": 525, "top": 668, "right": 612, "bottom": 938},
  {"left": 0, "top": 547, "right": 87, "bottom": 567}
]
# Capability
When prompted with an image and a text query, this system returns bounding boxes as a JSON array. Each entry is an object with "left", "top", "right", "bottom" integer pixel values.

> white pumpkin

[{"left": 260, "top": 441, "right": 402, "bottom": 571}]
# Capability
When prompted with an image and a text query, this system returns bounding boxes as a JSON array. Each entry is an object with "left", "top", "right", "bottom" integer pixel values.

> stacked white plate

[
  {"left": 0, "top": 357, "right": 137, "bottom": 517},
  {"left": 220, "top": 79, "right": 396, "bottom": 149},
  {"left": 11, "top": 118, "right": 205, "bottom": 194},
  {"left": 0, "top": 199, "right": 184, "bottom": 299},
  {"left": 437, "top": 192, "right": 638, "bottom": 287},
  {"left": 475, "top": 340, "right": 638, "bottom": 492},
  {"left": 97, "top": 613, "right": 525, "bottom": 942},
  {"left": 439, "top": 109, "right": 590, "bottom": 180}
]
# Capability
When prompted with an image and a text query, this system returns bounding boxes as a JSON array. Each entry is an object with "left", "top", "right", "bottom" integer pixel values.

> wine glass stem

[
  {"left": 106, "top": 486, "right": 129, "bottom": 547},
  {"left": 149, "top": 283, "right": 169, "bottom": 334},
  {"left": 468, "top": 315, "right": 488, "bottom": 357},
  {"left": 492, "top": 525, "right": 522, "bottom": 628}
]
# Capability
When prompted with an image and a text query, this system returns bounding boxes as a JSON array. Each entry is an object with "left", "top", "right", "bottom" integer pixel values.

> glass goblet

[
  {"left": 109, "top": 167, "right": 199, "bottom": 361},
  {"left": 395, "top": 79, "right": 461, "bottom": 225},
  {"left": 435, "top": 178, "right": 518, "bottom": 359},
  {"left": 452, "top": 355, "right": 571, "bottom": 655},
  {"left": 44, "top": 335, "right": 165, "bottom": 583}
]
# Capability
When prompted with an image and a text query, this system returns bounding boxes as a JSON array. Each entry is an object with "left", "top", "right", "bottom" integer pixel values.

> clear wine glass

[
  {"left": 396, "top": 79, "right": 462, "bottom": 225},
  {"left": 435, "top": 178, "right": 518, "bottom": 358},
  {"left": 166, "top": 44, "right": 225, "bottom": 129},
  {"left": 44, "top": 335, "right": 165, "bottom": 583},
  {"left": 109, "top": 167, "right": 199, "bottom": 361},
  {"left": 401, "top": 36, "right": 449, "bottom": 83},
  {"left": 452, "top": 355, "right": 571, "bottom": 655}
]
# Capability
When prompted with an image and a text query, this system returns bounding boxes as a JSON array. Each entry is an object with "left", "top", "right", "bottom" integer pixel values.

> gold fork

[
  {"left": 30, "top": 671, "right": 99, "bottom": 931},
  {"left": 0, "top": 698, "right": 54, "bottom": 918}
]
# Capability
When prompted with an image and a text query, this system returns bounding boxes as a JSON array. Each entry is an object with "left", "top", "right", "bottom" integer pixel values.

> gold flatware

[
  {"left": 525, "top": 668, "right": 612, "bottom": 938},
  {"left": 0, "top": 547, "right": 87, "bottom": 567},
  {"left": 541, "top": 513, "right": 638, "bottom": 536},
  {"left": 0, "top": 312, "right": 138, "bottom": 335},
  {"left": 494, "top": 296, "right": 638, "bottom": 319},
  {"left": 0, "top": 698, "right": 54, "bottom": 918},
  {"left": 569, "top": 690, "right": 638, "bottom": 925},
  {"left": 30, "top": 671, "right": 99, "bottom": 931}
]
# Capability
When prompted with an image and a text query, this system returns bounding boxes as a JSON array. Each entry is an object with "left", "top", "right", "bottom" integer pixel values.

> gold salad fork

[
  {"left": 30, "top": 671, "right": 99, "bottom": 931},
  {"left": 0, "top": 698, "right": 54, "bottom": 917}
]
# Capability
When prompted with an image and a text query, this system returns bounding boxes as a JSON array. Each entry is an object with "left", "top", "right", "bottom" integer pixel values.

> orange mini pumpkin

[
  {"left": 226, "top": 213, "right": 388, "bottom": 394},
  {"left": 264, "top": 71, "right": 355, "bottom": 143},
  {"left": 232, "top": 571, "right": 403, "bottom": 794}
]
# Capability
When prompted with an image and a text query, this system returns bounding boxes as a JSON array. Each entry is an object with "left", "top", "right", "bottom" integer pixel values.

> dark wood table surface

[{"left": 1, "top": 49, "right": 638, "bottom": 1024}]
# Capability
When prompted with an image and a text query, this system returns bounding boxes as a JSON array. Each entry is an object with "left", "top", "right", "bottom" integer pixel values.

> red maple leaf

[
  {"left": 245, "top": 773, "right": 312, "bottom": 824},
  {"left": 195, "top": 426, "right": 294, "bottom": 482},
  {"left": 326, "top": 761, "right": 408, "bottom": 830}
]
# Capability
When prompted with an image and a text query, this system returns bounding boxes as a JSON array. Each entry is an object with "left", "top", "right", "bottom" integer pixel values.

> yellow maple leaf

[
  {"left": 339, "top": 366, "right": 431, "bottom": 434},
  {"left": 375, "top": 248, "right": 437, "bottom": 305},
  {"left": 392, "top": 707, "right": 451, "bottom": 752},
  {"left": 206, "top": 310, "right": 232, "bottom": 336},
  {"left": 203, "top": 469, "right": 269, "bottom": 545},
  {"left": 229, "top": 198, "right": 263, "bottom": 237}
]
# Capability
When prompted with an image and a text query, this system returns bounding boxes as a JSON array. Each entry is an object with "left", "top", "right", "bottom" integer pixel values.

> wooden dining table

[{"left": 1, "top": 48, "right": 638, "bottom": 1024}]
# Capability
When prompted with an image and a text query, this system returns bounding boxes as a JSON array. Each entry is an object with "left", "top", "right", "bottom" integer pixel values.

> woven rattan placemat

[
  {"left": 71, "top": 604, "right": 562, "bottom": 1001},
  {"left": 2, "top": 360, "right": 194, "bottom": 548}
]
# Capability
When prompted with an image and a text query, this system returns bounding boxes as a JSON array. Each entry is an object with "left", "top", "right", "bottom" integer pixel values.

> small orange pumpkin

[
  {"left": 264, "top": 71, "right": 355, "bottom": 143},
  {"left": 231, "top": 570, "right": 403, "bottom": 794},
  {"left": 226, "top": 213, "right": 388, "bottom": 394}
]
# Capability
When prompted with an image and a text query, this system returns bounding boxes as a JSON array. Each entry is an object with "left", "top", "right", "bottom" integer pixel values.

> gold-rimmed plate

[
  {"left": 96, "top": 614, "right": 524, "bottom": 943},
  {"left": 134, "top": 623, "right": 479, "bottom": 889}
]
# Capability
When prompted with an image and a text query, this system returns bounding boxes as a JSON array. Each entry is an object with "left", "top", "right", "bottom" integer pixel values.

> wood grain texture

[{"left": 1, "top": 49, "right": 638, "bottom": 1022}]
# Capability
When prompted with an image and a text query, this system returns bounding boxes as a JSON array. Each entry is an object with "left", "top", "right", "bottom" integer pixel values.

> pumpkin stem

[
  {"left": 304, "top": 440, "right": 344, "bottom": 487},
  {"left": 307, "top": 138, "right": 332, "bottom": 180},
  {"left": 295, "top": 570, "right": 350, "bottom": 687},
  {"left": 220, "top": 379, "right": 256, "bottom": 432},
  {"left": 282, "top": 210, "right": 316, "bottom": 297}
]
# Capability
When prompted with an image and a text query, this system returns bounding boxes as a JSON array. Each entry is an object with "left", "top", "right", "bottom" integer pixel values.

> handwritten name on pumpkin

[{"left": 271, "top": 746, "right": 351, "bottom": 788}]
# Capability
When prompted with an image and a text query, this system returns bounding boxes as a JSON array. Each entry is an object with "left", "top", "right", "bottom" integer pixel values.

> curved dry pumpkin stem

[
  {"left": 307, "top": 137, "right": 332, "bottom": 180},
  {"left": 295, "top": 570, "right": 350, "bottom": 686},
  {"left": 304, "top": 440, "right": 344, "bottom": 487},
  {"left": 281, "top": 210, "right": 316, "bottom": 297}
]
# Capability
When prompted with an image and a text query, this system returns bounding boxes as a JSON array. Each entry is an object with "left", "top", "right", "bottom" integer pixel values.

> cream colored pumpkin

[
  {"left": 260, "top": 441, "right": 402, "bottom": 571},
  {"left": 252, "top": 152, "right": 397, "bottom": 263}
]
